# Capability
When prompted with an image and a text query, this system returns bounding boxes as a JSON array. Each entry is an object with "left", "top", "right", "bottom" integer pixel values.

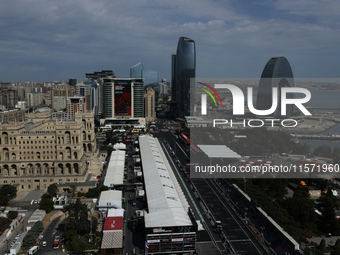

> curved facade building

[
  {"left": 256, "top": 56, "right": 295, "bottom": 116},
  {"left": 174, "top": 37, "right": 196, "bottom": 117}
]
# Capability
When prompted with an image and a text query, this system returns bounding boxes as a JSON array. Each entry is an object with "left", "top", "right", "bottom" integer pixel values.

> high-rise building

[
  {"left": 172, "top": 37, "right": 196, "bottom": 117},
  {"left": 85, "top": 70, "right": 117, "bottom": 115},
  {"left": 256, "top": 56, "right": 295, "bottom": 116},
  {"left": 102, "top": 78, "right": 144, "bottom": 119},
  {"left": 144, "top": 87, "right": 155, "bottom": 122},
  {"left": 67, "top": 96, "right": 86, "bottom": 120},
  {"left": 130, "top": 62, "right": 144, "bottom": 79},
  {"left": 0, "top": 89, "right": 19, "bottom": 110},
  {"left": 171, "top": 54, "right": 177, "bottom": 102},
  {"left": 51, "top": 84, "right": 76, "bottom": 111},
  {"left": 27, "top": 92, "right": 43, "bottom": 108},
  {"left": 130, "top": 63, "right": 159, "bottom": 103},
  {"left": 69, "top": 78, "right": 77, "bottom": 87}
]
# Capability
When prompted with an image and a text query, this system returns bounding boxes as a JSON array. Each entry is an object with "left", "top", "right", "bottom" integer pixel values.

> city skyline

[{"left": 1, "top": 0, "right": 340, "bottom": 82}]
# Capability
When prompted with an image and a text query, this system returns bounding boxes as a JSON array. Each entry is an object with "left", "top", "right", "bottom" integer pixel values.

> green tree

[
  {"left": 47, "top": 184, "right": 58, "bottom": 197},
  {"left": 100, "top": 185, "right": 109, "bottom": 192},
  {"left": 63, "top": 198, "right": 90, "bottom": 236},
  {"left": 0, "top": 196, "right": 10, "bottom": 206},
  {"left": 7, "top": 211, "right": 18, "bottom": 220},
  {"left": 0, "top": 185, "right": 17, "bottom": 198},
  {"left": 318, "top": 239, "right": 326, "bottom": 251},
  {"left": 318, "top": 189, "right": 340, "bottom": 234},
  {"left": 335, "top": 239, "right": 340, "bottom": 247},
  {"left": 332, "top": 247, "right": 340, "bottom": 255},
  {"left": 70, "top": 184, "right": 77, "bottom": 198},
  {"left": 85, "top": 187, "right": 101, "bottom": 198},
  {"left": 283, "top": 187, "right": 316, "bottom": 229},
  {"left": 0, "top": 185, "right": 17, "bottom": 206},
  {"left": 39, "top": 197, "right": 54, "bottom": 213},
  {"left": 0, "top": 217, "right": 12, "bottom": 232}
]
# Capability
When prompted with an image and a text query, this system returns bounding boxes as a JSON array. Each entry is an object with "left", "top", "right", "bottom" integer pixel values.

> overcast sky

[{"left": 1, "top": 0, "right": 340, "bottom": 83}]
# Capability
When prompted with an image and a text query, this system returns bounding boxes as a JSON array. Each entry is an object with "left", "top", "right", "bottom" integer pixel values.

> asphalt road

[
  {"left": 123, "top": 139, "right": 144, "bottom": 255},
  {"left": 193, "top": 178, "right": 267, "bottom": 255},
  {"left": 153, "top": 120, "right": 268, "bottom": 255}
]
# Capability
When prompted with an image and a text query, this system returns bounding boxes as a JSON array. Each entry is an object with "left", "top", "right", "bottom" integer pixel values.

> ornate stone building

[{"left": 0, "top": 111, "right": 97, "bottom": 191}]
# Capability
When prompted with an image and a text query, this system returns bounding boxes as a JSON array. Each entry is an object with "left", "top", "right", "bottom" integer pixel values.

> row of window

[
  {"left": 3, "top": 178, "right": 79, "bottom": 184},
  {"left": 20, "top": 146, "right": 55, "bottom": 149},
  {"left": 20, "top": 151, "right": 55, "bottom": 154}
]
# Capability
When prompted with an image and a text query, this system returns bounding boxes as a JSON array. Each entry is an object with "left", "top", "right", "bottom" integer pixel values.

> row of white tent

[
  {"left": 103, "top": 150, "right": 126, "bottom": 188},
  {"left": 139, "top": 135, "right": 193, "bottom": 228}
]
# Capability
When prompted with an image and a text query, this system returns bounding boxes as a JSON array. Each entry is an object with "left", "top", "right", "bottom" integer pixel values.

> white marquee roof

[
  {"left": 103, "top": 150, "right": 126, "bottom": 186},
  {"left": 139, "top": 135, "right": 192, "bottom": 228}
]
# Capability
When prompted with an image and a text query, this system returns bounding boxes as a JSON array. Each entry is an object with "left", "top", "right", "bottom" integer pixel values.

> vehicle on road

[
  {"left": 53, "top": 236, "right": 60, "bottom": 249},
  {"left": 42, "top": 241, "right": 47, "bottom": 247}
]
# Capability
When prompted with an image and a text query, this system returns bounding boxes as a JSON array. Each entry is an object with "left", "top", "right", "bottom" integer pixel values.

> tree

[
  {"left": 63, "top": 199, "right": 91, "bottom": 252},
  {"left": 23, "top": 221, "right": 44, "bottom": 248},
  {"left": 0, "top": 217, "right": 12, "bottom": 232},
  {"left": 318, "top": 189, "right": 340, "bottom": 234},
  {"left": 39, "top": 198, "right": 54, "bottom": 213},
  {"left": 70, "top": 184, "right": 77, "bottom": 198},
  {"left": 0, "top": 185, "right": 17, "bottom": 198},
  {"left": 47, "top": 184, "right": 58, "bottom": 197},
  {"left": 7, "top": 211, "right": 18, "bottom": 220},
  {"left": 85, "top": 187, "right": 101, "bottom": 198},
  {"left": 0, "top": 185, "right": 17, "bottom": 206},
  {"left": 100, "top": 185, "right": 109, "bottom": 192},
  {"left": 332, "top": 247, "right": 340, "bottom": 255},
  {"left": 318, "top": 239, "right": 326, "bottom": 251}
]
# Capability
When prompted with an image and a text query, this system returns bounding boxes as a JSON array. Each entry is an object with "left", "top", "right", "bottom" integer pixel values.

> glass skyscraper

[
  {"left": 130, "top": 63, "right": 159, "bottom": 103},
  {"left": 173, "top": 37, "right": 196, "bottom": 117},
  {"left": 171, "top": 54, "right": 177, "bottom": 103},
  {"left": 130, "top": 62, "right": 144, "bottom": 79},
  {"left": 256, "top": 56, "right": 295, "bottom": 117}
]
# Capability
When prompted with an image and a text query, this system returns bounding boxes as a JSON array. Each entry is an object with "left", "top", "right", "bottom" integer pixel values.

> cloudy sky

[{"left": 1, "top": 0, "right": 340, "bottom": 82}]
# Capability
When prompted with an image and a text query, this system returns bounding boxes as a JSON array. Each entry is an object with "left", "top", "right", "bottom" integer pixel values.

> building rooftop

[
  {"left": 197, "top": 144, "right": 242, "bottom": 159},
  {"left": 139, "top": 135, "right": 192, "bottom": 228}
]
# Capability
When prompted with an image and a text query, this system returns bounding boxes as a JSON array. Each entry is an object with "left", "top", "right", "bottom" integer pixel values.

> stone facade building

[
  {"left": 0, "top": 111, "right": 97, "bottom": 191},
  {"left": 144, "top": 87, "right": 155, "bottom": 122}
]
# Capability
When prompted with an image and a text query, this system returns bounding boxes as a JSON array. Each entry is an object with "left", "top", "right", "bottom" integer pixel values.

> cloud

[{"left": 0, "top": 0, "right": 339, "bottom": 81}]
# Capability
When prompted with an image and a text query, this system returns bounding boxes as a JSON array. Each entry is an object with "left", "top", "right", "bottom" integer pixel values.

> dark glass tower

[
  {"left": 171, "top": 54, "right": 177, "bottom": 103},
  {"left": 256, "top": 56, "right": 295, "bottom": 117},
  {"left": 173, "top": 37, "right": 196, "bottom": 117}
]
